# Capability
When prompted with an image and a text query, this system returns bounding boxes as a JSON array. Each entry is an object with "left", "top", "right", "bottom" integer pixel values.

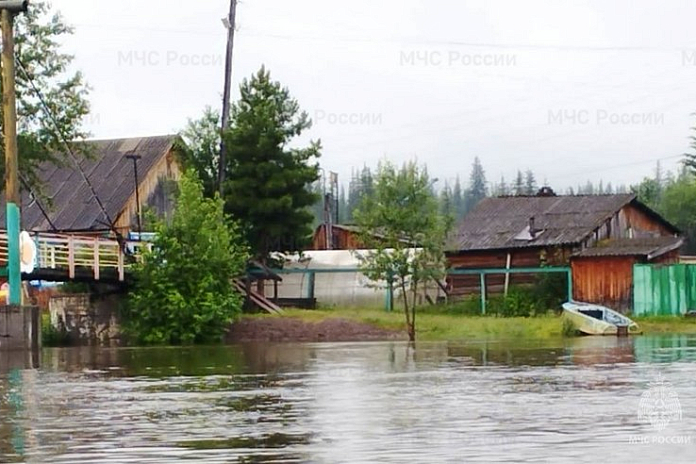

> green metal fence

[{"left": 633, "top": 264, "right": 696, "bottom": 316}]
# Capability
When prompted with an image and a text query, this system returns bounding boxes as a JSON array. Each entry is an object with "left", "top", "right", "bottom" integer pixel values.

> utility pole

[
  {"left": 125, "top": 153, "right": 142, "bottom": 239},
  {"left": 217, "top": 0, "right": 237, "bottom": 196},
  {"left": 1, "top": 0, "right": 28, "bottom": 306}
]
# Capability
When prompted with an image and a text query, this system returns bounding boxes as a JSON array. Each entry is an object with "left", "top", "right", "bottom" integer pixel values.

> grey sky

[{"left": 58, "top": 0, "right": 696, "bottom": 192}]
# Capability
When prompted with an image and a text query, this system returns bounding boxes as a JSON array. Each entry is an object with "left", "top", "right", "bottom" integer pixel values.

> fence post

[
  {"left": 117, "top": 245, "right": 124, "bottom": 282},
  {"left": 93, "top": 238, "right": 100, "bottom": 281},
  {"left": 67, "top": 235, "right": 75, "bottom": 279},
  {"left": 385, "top": 270, "right": 394, "bottom": 312},
  {"left": 307, "top": 271, "right": 316, "bottom": 300},
  {"left": 567, "top": 268, "right": 573, "bottom": 302},
  {"left": 480, "top": 272, "right": 486, "bottom": 315}
]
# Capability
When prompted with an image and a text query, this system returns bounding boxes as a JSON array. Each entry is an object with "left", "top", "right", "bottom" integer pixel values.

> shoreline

[{"left": 230, "top": 309, "right": 696, "bottom": 343}]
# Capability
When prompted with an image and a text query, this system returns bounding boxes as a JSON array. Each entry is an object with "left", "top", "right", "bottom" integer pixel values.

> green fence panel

[{"left": 633, "top": 264, "right": 696, "bottom": 316}]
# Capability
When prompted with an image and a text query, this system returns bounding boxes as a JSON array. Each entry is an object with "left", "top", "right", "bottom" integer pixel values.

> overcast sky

[{"left": 57, "top": 0, "right": 696, "bottom": 192}]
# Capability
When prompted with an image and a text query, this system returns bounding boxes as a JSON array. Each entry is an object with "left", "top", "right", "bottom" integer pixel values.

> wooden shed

[
  {"left": 311, "top": 224, "right": 364, "bottom": 250},
  {"left": 570, "top": 236, "right": 683, "bottom": 311},
  {"left": 447, "top": 192, "right": 680, "bottom": 301}
]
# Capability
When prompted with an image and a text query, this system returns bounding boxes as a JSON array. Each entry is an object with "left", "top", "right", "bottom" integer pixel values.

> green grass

[
  {"left": 246, "top": 307, "right": 696, "bottom": 340},
  {"left": 633, "top": 315, "right": 696, "bottom": 334},
  {"left": 247, "top": 307, "right": 565, "bottom": 340}
]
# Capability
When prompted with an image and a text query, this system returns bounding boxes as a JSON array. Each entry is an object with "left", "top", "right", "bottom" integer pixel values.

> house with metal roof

[
  {"left": 447, "top": 191, "right": 682, "bottom": 311},
  {"left": 1, "top": 134, "right": 182, "bottom": 236}
]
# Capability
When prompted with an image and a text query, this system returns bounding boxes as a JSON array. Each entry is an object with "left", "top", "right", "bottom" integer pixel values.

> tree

[
  {"left": 125, "top": 172, "right": 248, "bottom": 344},
  {"left": 658, "top": 175, "right": 696, "bottom": 254},
  {"left": 452, "top": 175, "right": 464, "bottom": 219},
  {"left": 3, "top": 1, "right": 91, "bottom": 189},
  {"left": 465, "top": 156, "right": 487, "bottom": 213},
  {"left": 514, "top": 170, "right": 524, "bottom": 196},
  {"left": 353, "top": 161, "right": 451, "bottom": 342},
  {"left": 180, "top": 107, "right": 220, "bottom": 198},
  {"left": 632, "top": 177, "right": 662, "bottom": 210},
  {"left": 190, "top": 67, "right": 320, "bottom": 261},
  {"left": 524, "top": 170, "right": 537, "bottom": 195},
  {"left": 495, "top": 175, "right": 509, "bottom": 196}
]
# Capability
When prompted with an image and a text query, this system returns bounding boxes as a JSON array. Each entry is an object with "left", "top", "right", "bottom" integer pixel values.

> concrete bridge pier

[{"left": 0, "top": 306, "right": 40, "bottom": 358}]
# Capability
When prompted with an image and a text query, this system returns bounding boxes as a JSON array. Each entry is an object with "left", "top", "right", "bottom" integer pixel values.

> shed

[
  {"left": 447, "top": 192, "right": 680, "bottom": 302},
  {"left": 570, "top": 236, "right": 683, "bottom": 311},
  {"left": 311, "top": 224, "right": 363, "bottom": 250}
]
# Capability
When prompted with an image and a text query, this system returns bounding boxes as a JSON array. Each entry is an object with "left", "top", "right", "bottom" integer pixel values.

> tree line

[{"left": 312, "top": 159, "right": 635, "bottom": 226}]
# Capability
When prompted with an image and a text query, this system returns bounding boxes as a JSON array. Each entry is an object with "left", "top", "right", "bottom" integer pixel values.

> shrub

[{"left": 123, "top": 172, "right": 248, "bottom": 345}]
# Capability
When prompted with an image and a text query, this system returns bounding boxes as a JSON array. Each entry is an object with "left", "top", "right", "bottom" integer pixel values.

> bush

[{"left": 123, "top": 172, "right": 248, "bottom": 345}]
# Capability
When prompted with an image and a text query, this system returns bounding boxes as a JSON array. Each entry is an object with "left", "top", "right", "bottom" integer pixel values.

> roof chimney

[{"left": 529, "top": 216, "right": 536, "bottom": 239}]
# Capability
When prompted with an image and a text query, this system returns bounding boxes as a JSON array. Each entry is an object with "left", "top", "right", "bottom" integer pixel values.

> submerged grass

[{"left": 247, "top": 307, "right": 696, "bottom": 340}]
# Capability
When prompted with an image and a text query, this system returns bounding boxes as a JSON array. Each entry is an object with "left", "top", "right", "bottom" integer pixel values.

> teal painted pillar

[
  {"left": 385, "top": 273, "right": 394, "bottom": 312},
  {"left": 6, "top": 202, "right": 20, "bottom": 305},
  {"left": 566, "top": 269, "right": 573, "bottom": 302},
  {"left": 480, "top": 272, "right": 486, "bottom": 315}
]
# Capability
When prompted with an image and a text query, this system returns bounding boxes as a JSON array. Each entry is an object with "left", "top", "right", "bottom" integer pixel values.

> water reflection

[{"left": 0, "top": 335, "right": 694, "bottom": 463}]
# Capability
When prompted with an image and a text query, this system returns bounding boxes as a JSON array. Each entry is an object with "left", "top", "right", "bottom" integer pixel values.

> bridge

[
  {"left": 0, "top": 231, "right": 284, "bottom": 313},
  {"left": 0, "top": 231, "right": 138, "bottom": 284}
]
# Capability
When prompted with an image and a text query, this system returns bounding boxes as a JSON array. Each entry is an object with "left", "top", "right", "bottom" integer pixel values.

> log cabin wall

[
  {"left": 446, "top": 246, "right": 574, "bottom": 297},
  {"left": 582, "top": 204, "right": 677, "bottom": 249},
  {"left": 311, "top": 225, "right": 363, "bottom": 250}
]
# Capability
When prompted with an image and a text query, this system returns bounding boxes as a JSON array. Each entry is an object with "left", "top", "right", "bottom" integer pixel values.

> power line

[{"left": 15, "top": 56, "right": 123, "bottom": 245}]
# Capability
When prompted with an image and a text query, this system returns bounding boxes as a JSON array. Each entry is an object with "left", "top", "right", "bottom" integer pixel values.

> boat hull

[{"left": 562, "top": 301, "right": 641, "bottom": 336}]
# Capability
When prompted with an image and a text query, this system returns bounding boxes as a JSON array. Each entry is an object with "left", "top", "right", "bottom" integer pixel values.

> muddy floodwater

[{"left": 1, "top": 335, "right": 695, "bottom": 463}]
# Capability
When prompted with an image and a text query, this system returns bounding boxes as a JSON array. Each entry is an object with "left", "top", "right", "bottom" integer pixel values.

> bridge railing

[{"left": 0, "top": 232, "right": 136, "bottom": 282}]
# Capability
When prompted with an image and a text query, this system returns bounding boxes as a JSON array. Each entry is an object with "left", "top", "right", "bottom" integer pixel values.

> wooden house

[
  {"left": 311, "top": 224, "right": 364, "bottom": 250},
  {"left": 1, "top": 135, "right": 182, "bottom": 237},
  {"left": 447, "top": 192, "right": 681, "bottom": 310}
]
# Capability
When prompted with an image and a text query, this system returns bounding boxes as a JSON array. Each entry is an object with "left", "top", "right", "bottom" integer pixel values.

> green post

[
  {"left": 566, "top": 268, "right": 573, "bottom": 302},
  {"left": 385, "top": 272, "right": 394, "bottom": 312},
  {"left": 6, "top": 203, "right": 20, "bottom": 304},
  {"left": 480, "top": 272, "right": 486, "bottom": 315},
  {"left": 307, "top": 271, "right": 316, "bottom": 299}
]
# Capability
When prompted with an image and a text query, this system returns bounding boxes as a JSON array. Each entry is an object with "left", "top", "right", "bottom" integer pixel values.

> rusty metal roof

[
  {"left": 1, "top": 135, "right": 178, "bottom": 232},
  {"left": 573, "top": 236, "right": 683, "bottom": 259},
  {"left": 447, "top": 194, "right": 677, "bottom": 252}
]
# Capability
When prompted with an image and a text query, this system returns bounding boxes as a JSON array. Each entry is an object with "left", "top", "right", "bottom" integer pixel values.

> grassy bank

[
  {"left": 247, "top": 308, "right": 564, "bottom": 340},
  {"left": 245, "top": 308, "right": 696, "bottom": 340}
]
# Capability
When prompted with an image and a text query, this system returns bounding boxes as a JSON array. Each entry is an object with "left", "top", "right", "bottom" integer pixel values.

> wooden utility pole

[
  {"left": 217, "top": 0, "right": 237, "bottom": 196},
  {"left": 1, "top": 1, "right": 28, "bottom": 305}
]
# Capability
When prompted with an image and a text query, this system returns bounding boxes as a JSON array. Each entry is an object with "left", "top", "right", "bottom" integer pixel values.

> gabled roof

[
  {"left": 573, "top": 236, "right": 684, "bottom": 260},
  {"left": 1, "top": 135, "right": 179, "bottom": 232},
  {"left": 447, "top": 194, "right": 679, "bottom": 252}
]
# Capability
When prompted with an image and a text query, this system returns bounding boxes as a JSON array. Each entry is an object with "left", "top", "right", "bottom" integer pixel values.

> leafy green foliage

[
  {"left": 179, "top": 107, "right": 220, "bottom": 198},
  {"left": 353, "top": 161, "right": 451, "bottom": 341},
  {"left": 184, "top": 67, "right": 320, "bottom": 261},
  {"left": 125, "top": 173, "right": 248, "bottom": 345},
  {"left": 0, "top": 1, "right": 91, "bottom": 189}
]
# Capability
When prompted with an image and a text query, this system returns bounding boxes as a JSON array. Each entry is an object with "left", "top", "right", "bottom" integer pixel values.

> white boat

[{"left": 562, "top": 301, "right": 641, "bottom": 336}]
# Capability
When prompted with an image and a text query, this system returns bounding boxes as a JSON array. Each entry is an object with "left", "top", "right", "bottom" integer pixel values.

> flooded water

[{"left": 1, "top": 335, "right": 695, "bottom": 463}]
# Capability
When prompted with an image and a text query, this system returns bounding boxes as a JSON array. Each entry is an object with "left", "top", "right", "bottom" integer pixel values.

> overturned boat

[{"left": 562, "top": 301, "right": 641, "bottom": 336}]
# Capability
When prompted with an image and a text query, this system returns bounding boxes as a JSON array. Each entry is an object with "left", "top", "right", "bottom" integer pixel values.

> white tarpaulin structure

[{"left": 268, "top": 249, "right": 444, "bottom": 308}]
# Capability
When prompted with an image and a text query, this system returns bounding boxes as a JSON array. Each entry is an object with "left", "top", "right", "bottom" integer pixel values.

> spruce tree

[
  {"left": 221, "top": 67, "right": 321, "bottom": 261},
  {"left": 464, "top": 157, "right": 487, "bottom": 214},
  {"left": 514, "top": 170, "right": 525, "bottom": 196},
  {"left": 524, "top": 170, "right": 537, "bottom": 195}
]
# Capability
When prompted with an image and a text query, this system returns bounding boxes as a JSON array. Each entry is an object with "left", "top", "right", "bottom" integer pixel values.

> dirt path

[{"left": 227, "top": 317, "right": 406, "bottom": 343}]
